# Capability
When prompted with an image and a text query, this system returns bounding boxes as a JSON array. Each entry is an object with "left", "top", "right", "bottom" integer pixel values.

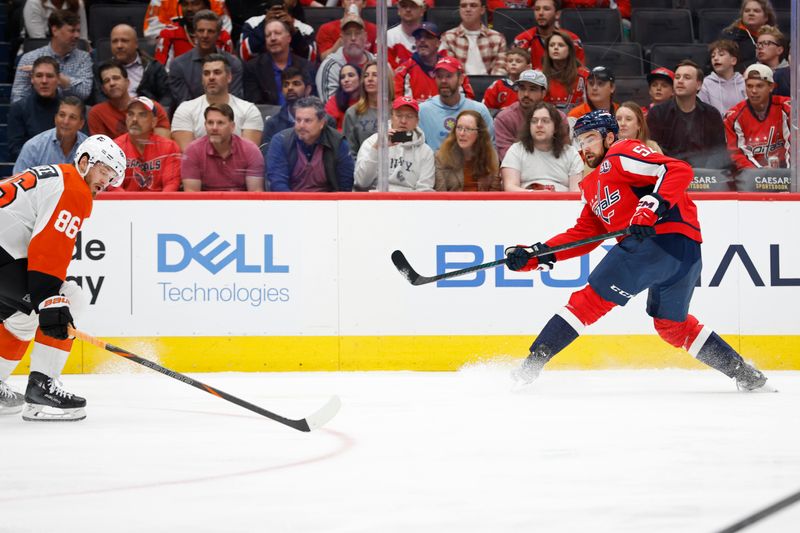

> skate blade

[
  {"left": 0, "top": 404, "right": 24, "bottom": 416},
  {"left": 22, "top": 403, "right": 86, "bottom": 422},
  {"left": 737, "top": 382, "right": 779, "bottom": 393}
]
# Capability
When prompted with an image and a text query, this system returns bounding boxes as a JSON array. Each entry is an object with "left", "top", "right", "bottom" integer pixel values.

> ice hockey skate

[
  {"left": 0, "top": 379, "right": 25, "bottom": 415},
  {"left": 733, "top": 362, "right": 776, "bottom": 393},
  {"left": 22, "top": 371, "right": 87, "bottom": 421},
  {"left": 512, "top": 348, "right": 550, "bottom": 387}
]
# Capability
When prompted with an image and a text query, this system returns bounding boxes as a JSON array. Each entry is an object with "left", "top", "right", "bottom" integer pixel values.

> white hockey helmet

[{"left": 74, "top": 134, "right": 127, "bottom": 188}]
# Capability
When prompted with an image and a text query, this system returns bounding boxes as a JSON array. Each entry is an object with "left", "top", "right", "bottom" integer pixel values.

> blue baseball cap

[{"left": 412, "top": 22, "right": 440, "bottom": 39}]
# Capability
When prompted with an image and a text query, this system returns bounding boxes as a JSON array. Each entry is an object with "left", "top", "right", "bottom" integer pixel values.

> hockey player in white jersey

[{"left": 0, "top": 135, "right": 126, "bottom": 421}]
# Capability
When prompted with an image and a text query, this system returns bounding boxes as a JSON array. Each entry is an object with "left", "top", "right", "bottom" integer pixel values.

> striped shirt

[{"left": 11, "top": 43, "right": 93, "bottom": 103}]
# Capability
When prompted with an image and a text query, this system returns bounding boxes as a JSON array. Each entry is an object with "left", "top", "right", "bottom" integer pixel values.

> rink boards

[{"left": 13, "top": 193, "right": 800, "bottom": 373}]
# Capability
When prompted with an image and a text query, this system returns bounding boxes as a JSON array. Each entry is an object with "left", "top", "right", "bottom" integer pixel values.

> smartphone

[{"left": 389, "top": 130, "right": 413, "bottom": 143}]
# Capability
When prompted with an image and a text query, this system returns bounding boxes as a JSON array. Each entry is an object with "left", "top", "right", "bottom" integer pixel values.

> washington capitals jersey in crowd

[
  {"left": 723, "top": 95, "right": 791, "bottom": 171},
  {"left": 0, "top": 165, "right": 92, "bottom": 304},
  {"left": 546, "top": 139, "right": 701, "bottom": 261}
]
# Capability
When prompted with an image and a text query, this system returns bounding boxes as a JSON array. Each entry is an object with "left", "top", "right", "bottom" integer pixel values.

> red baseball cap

[
  {"left": 392, "top": 96, "right": 419, "bottom": 113},
  {"left": 434, "top": 56, "right": 463, "bottom": 74},
  {"left": 647, "top": 67, "right": 674, "bottom": 85}
]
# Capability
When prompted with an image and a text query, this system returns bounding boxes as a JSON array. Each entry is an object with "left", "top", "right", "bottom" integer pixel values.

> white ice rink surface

[{"left": 2, "top": 366, "right": 799, "bottom": 533}]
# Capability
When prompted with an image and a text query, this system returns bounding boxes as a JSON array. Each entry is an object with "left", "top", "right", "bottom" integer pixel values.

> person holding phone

[{"left": 353, "top": 96, "right": 435, "bottom": 191}]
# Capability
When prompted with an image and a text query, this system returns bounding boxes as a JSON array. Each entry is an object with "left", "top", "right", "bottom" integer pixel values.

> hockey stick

[
  {"left": 68, "top": 327, "right": 341, "bottom": 432},
  {"left": 391, "top": 229, "right": 630, "bottom": 286}
]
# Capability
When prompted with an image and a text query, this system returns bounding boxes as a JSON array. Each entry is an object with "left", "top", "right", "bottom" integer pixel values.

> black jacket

[
  {"left": 6, "top": 93, "right": 60, "bottom": 160},
  {"left": 93, "top": 52, "right": 172, "bottom": 112},
  {"left": 243, "top": 53, "right": 316, "bottom": 105}
]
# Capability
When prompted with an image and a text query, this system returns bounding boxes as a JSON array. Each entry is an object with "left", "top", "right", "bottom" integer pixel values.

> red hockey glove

[
  {"left": 505, "top": 243, "right": 556, "bottom": 272},
  {"left": 629, "top": 194, "right": 667, "bottom": 240}
]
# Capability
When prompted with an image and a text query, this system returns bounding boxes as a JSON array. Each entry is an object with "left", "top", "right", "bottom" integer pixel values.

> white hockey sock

[
  {"left": 28, "top": 342, "right": 70, "bottom": 380},
  {"left": 0, "top": 357, "right": 21, "bottom": 382}
]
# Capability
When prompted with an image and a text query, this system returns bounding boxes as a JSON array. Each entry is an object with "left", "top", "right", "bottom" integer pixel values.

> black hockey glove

[
  {"left": 38, "top": 295, "right": 74, "bottom": 340},
  {"left": 505, "top": 243, "right": 556, "bottom": 272}
]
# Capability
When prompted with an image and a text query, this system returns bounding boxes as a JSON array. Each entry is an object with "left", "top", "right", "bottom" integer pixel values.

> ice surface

[{"left": 2, "top": 368, "right": 799, "bottom": 533}]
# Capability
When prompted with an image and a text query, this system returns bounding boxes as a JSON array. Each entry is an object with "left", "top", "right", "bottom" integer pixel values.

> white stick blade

[{"left": 305, "top": 395, "right": 342, "bottom": 431}]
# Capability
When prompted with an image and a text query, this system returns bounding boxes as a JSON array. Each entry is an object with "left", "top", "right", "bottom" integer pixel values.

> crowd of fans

[{"left": 5, "top": 0, "right": 792, "bottom": 192}]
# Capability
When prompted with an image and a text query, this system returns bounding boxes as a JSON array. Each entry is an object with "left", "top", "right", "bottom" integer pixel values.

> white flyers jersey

[{"left": 0, "top": 164, "right": 93, "bottom": 281}]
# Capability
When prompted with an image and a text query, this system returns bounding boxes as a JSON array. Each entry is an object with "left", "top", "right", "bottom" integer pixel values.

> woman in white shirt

[{"left": 501, "top": 101, "right": 584, "bottom": 192}]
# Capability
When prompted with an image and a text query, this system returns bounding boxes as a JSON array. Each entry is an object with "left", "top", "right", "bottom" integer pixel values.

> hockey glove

[
  {"left": 38, "top": 295, "right": 74, "bottom": 340},
  {"left": 505, "top": 243, "right": 556, "bottom": 272},
  {"left": 629, "top": 194, "right": 667, "bottom": 240}
]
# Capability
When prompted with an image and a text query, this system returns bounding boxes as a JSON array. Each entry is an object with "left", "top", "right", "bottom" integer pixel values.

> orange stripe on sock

[
  {"left": 0, "top": 324, "right": 30, "bottom": 360},
  {"left": 34, "top": 329, "right": 74, "bottom": 352}
]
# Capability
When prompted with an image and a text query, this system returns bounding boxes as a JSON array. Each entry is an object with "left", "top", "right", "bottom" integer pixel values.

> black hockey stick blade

[
  {"left": 392, "top": 228, "right": 630, "bottom": 286},
  {"left": 69, "top": 327, "right": 341, "bottom": 432}
]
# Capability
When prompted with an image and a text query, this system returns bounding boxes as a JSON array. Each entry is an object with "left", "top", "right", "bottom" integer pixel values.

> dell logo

[{"left": 157, "top": 233, "right": 289, "bottom": 274}]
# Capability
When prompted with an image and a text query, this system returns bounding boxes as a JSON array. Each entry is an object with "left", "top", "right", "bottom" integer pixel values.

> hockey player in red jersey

[
  {"left": 505, "top": 110, "right": 770, "bottom": 392},
  {"left": 0, "top": 135, "right": 127, "bottom": 420}
]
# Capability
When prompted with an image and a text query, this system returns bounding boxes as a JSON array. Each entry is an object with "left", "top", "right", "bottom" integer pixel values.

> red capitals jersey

[
  {"left": 482, "top": 78, "right": 517, "bottom": 110},
  {"left": 513, "top": 27, "right": 585, "bottom": 71},
  {"left": 394, "top": 54, "right": 475, "bottom": 103},
  {"left": 154, "top": 24, "right": 234, "bottom": 65},
  {"left": 546, "top": 139, "right": 701, "bottom": 261},
  {"left": 544, "top": 66, "right": 589, "bottom": 111},
  {"left": 109, "top": 134, "right": 182, "bottom": 192},
  {"left": 0, "top": 164, "right": 92, "bottom": 288},
  {"left": 723, "top": 96, "right": 791, "bottom": 172}
]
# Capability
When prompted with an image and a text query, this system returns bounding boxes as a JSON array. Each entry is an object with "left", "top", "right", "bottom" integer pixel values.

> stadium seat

[
  {"left": 613, "top": 76, "right": 650, "bottom": 107},
  {"left": 95, "top": 37, "right": 155, "bottom": 63},
  {"left": 690, "top": 168, "right": 734, "bottom": 192},
  {"left": 301, "top": 7, "right": 344, "bottom": 29},
  {"left": 87, "top": 3, "right": 148, "bottom": 44},
  {"left": 361, "top": 7, "right": 400, "bottom": 28},
  {"left": 23, "top": 38, "right": 90, "bottom": 53},
  {"left": 0, "top": 83, "right": 11, "bottom": 102},
  {"left": 257, "top": 104, "right": 282, "bottom": 120},
  {"left": 426, "top": 8, "right": 486, "bottom": 34},
  {"left": 697, "top": 9, "right": 738, "bottom": 44},
  {"left": 492, "top": 9, "right": 537, "bottom": 46},
  {"left": 770, "top": 0, "right": 790, "bottom": 9},
  {"left": 0, "top": 162, "right": 14, "bottom": 177},
  {"left": 673, "top": 0, "right": 739, "bottom": 10},
  {"left": 467, "top": 74, "right": 501, "bottom": 102},
  {"left": 0, "top": 103, "right": 8, "bottom": 123},
  {"left": 583, "top": 43, "right": 643, "bottom": 76},
  {"left": 0, "top": 143, "right": 8, "bottom": 161},
  {"left": 649, "top": 43, "right": 709, "bottom": 73},
  {"left": 559, "top": 9, "right": 622, "bottom": 43},
  {"left": 631, "top": 0, "right": 673, "bottom": 8},
  {"left": 775, "top": 10, "right": 790, "bottom": 35},
  {"left": 735, "top": 168, "right": 792, "bottom": 193},
  {"left": 436, "top": 0, "right": 462, "bottom": 6},
  {"left": 0, "top": 64, "right": 7, "bottom": 84},
  {"left": 630, "top": 9, "right": 693, "bottom": 51}
]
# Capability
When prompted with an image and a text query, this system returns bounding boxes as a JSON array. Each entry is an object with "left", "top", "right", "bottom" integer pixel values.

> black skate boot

[
  {"left": 732, "top": 361, "right": 771, "bottom": 392},
  {"left": 0, "top": 379, "right": 25, "bottom": 415},
  {"left": 512, "top": 345, "right": 553, "bottom": 386},
  {"left": 23, "top": 371, "right": 87, "bottom": 421}
]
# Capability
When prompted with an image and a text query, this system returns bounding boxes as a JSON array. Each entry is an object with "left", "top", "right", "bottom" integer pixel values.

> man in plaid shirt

[{"left": 439, "top": 0, "right": 508, "bottom": 76}]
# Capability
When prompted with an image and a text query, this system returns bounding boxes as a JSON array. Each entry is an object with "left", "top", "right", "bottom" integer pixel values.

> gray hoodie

[
  {"left": 698, "top": 72, "right": 746, "bottom": 117},
  {"left": 354, "top": 124, "right": 435, "bottom": 191}
]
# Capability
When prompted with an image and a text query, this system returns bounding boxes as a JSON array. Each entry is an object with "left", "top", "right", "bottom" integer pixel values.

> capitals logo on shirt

[
  {"left": 591, "top": 185, "right": 621, "bottom": 224},
  {"left": 599, "top": 160, "right": 612, "bottom": 174}
]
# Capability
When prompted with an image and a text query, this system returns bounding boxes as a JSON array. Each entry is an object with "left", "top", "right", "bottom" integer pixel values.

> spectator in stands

[
  {"left": 561, "top": 0, "right": 630, "bottom": 20},
  {"left": 615, "top": 101, "right": 662, "bottom": 154},
  {"left": 567, "top": 65, "right": 618, "bottom": 128},
  {"left": 181, "top": 103, "right": 265, "bottom": 191},
  {"left": 266, "top": 96, "right": 355, "bottom": 192},
  {"left": 11, "top": 10, "right": 92, "bottom": 104},
  {"left": 153, "top": 0, "right": 234, "bottom": 67},
  {"left": 647, "top": 60, "right": 730, "bottom": 169},
  {"left": 14, "top": 96, "right": 87, "bottom": 174},
  {"left": 89, "top": 61, "right": 171, "bottom": 139},
  {"left": 109, "top": 97, "right": 182, "bottom": 192},
  {"left": 720, "top": 0, "right": 776, "bottom": 68},
  {"left": 317, "top": 0, "right": 378, "bottom": 61},
  {"left": 541, "top": 31, "right": 588, "bottom": 112},
  {"left": 260, "top": 66, "right": 318, "bottom": 155},
  {"left": 494, "top": 68, "right": 547, "bottom": 160},
  {"left": 316, "top": 14, "right": 375, "bottom": 101},
  {"left": 772, "top": 63, "right": 789, "bottom": 97},
  {"left": 243, "top": 19, "right": 316, "bottom": 105},
  {"left": 723, "top": 64, "right": 790, "bottom": 174},
  {"left": 434, "top": 110, "right": 500, "bottom": 191},
  {"left": 395, "top": 23, "right": 476, "bottom": 103},
  {"left": 698, "top": 40, "right": 745, "bottom": 118},
  {"left": 501, "top": 102, "right": 582, "bottom": 191},
  {"left": 239, "top": 0, "right": 316, "bottom": 62},
  {"left": 439, "top": 0, "right": 508, "bottom": 76},
  {"left": 325, "top": 64, "right": 362, "bottom": 131},
  {"left": 418, "top": 57, "right": 494, "bottom": 151},
  {"left": 354, "top": 96, "right": 435, "bottom": 191},
  {"left": 755, "top": 25, "right": 788, "bottom": 71},
  {"left": 168, "top": 10, "right": 243, "bottom": 103},
  {"left": 171, "top": 54, "right": 263, "bottom": 152},
  {"left": 387, "top": 0, "right": 426, "bottom": 69},
  {"left": 513, "top": 0, "right": 584, "bottom": 71},
  {"left": 7, "top": 57, "right": 62, "bottom": 160},
  {"left": 646, "top": 67, "right": 674, "bottom": 113},
  {"left": 95, "top": 24, "right": 172, "bottom": 112},
  {"left": 487, "top": 0, "right": 532, "bottom": 11},
  {"left": 344, "top": 61, "right": 391, "bottom": 158},
  {"left": 483, "top": 47, "right": 530, "bottom": 111},
  {"left": 145, "top": 0, "right": 232, "bottom": 43},
  {"left": 23, "top": 0, "right": 88, "bottom": 41}
]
